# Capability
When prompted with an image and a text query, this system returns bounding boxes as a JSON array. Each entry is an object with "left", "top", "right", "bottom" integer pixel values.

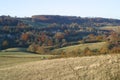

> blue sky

[{"left": 0, "top": 0, "right": 120, "bottom": 19}]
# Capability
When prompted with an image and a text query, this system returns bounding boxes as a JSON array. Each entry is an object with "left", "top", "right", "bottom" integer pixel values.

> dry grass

[
  {"left": 53, "top": 42, "right": 106, "bottom": 53},
  {"left": 1, "top": 48, "right": 27, "bottom": 52},
  {"left": 0, "top": 52, "right": 58, "bottom": 68},
  {"left": 100, "top": 26, "right": 120, "bottom": 31},
  {"left": 0, "top": 53, "right": 120, "bottom": 80}
]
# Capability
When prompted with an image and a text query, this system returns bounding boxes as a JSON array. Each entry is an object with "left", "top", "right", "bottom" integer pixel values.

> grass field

[
  {"left": 0, "top": 51, "right": 57, "bottom": 69},
  {"left": 1, "top": 48, "right": 27, "bottom": 52},
  {"left": 0, "top": 45, "right": 120, "bottom": 80},
  {"left": 22, "top": 19, "right": 50, "bottom": 28},
  {"left": 0, "top": 53, "right": 119, "bottom": 80},
  {"left": 99, "top": 26, "right": 120, "bottom": 31},
  {"left": 0, "top": 42, "right": 109, "bottom": 69},
  {"left": 53, "top": 42, "right": 106, "bottom": 53}
]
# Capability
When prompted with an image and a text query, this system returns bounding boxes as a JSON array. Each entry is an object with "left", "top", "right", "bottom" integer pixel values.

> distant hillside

[
  {"left": 0, "top": 16, "right": 20, "bottom": 26},
  {"left": 53, "top": 42, "right": 106, "bottom": 53},
  {"left": 32, "top": 15, "right": 120, "bottom": 27},
  {"left": 1, "top": 15, "right": 120, "bottom": 27}
]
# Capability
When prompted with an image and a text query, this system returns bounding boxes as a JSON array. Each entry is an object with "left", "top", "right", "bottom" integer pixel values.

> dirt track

[{"left": 0, "top": 54, "right": 120, "bottom": 80}]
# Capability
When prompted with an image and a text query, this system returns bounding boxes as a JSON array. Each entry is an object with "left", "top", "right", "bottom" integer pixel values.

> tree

[
  {"left": 111, "top": 47, "right": 120, "bottom": 53},
  {"left": 47, "top": 39, "right": 53, "bottom": 46},
  {"left": 61, "top": 39, "right": 67, "bottom": 47},
  {"left": 54, "top": 39, "right": 60, "bottom": 48},
  {"left": 54, "top": 32, "right": 65, "bottom": 40},
  {"left": 99, "top": 43, "right": 110, "bottom": 54},
  {"left": 27, "top": 43, "right": 37, "bottom": 53},
  {"left": 108, "top": 32, "right": 119, "bottom": 44},
  {"left": 21, "top": 33, "right": 29, "bottom": 41},
  {"left": 96, "top": 35, "right": 103, "bottom": 41},
  {"left": 36, "top": 46, "right": 50, "bottom": 54},
  {"left": 88, "top": 34, "right": 95, "bottom": 41},
  {"left": 2, "top": 40, "right": 9, "bottom": 49},
  {"left": 2, "top": 26, "right": 10, "bottom": 31}
]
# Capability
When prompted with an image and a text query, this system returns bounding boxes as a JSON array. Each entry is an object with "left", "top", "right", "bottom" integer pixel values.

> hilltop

[{"left": 1, "top": 15, "right": 120, "bottom": 27}]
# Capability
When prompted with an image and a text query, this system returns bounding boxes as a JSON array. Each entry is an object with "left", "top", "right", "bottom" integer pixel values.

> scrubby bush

[
  {"left": 111, "top": 47, "right": 120, "bottom": 53},
  {"left": 60, "top": 48, "right": 82, "bottom": 57},
  {"left": 99, "top": 42, "right": 111, "bottom": 54},
  {"left": 36, "top": 46, "right": 50, "bottom": 54},
  {"left": 83, "top": 47, "right": 93, "bottom": 56},
  {"left": 27, "top": 43, "right": 37, "bottom": 53},
  {"left": 99, "top": 47, "right": 109, "bottom": 54},
  {"left": 27, "top": 43, "right": 50, "bottom": 54}
]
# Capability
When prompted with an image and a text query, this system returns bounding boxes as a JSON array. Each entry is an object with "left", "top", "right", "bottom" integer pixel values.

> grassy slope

[
  {"left": 0, "top": 54, "right": 119, "bottom": 80},
  {"left": 0, "top": 51, "right": 57, "bottom": 68},
  {"left": 99, "top": 26, "right": 120, "bottom": 30},
  {"left": 22, "top": 19, "right": 49, "bottom": 28},
  {"left": 1, "top": 48, "right": 27, "bottom": 52},
  {"left": 53, "top": 42, "right": 106, "bottom": 53}
]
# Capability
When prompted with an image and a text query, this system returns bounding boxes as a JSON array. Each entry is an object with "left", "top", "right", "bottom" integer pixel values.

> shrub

[
  {"left": 27, "top": 43, "right": 38, "bottom": 53},
  {"left": 60, "top": 48, "right": 82, "bottom": 57},
  {"left": 27, "top": 43, "right": 50, "bottom": 54},
  {"left": 83, "top": 47, "right": 93, "bottom": 56},
  {"left": 36, "top": 46, "right": 50, "bottom": 54},
  {"left": 99, "top": 47, "right": 109, "bottom": 54},
  {"left": 99, "top": 42, "right": 110, "bottom": 54},
  {"left": 111, "top": 47, "right": 120, "bottom": 53}
]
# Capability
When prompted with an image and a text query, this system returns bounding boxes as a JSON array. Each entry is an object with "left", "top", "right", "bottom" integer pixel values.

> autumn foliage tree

[
  {"left": 27, "top": 43, "right": 50, "bottom": 54},
  {"left": 96, "top": 35, "right": 103, "bottom": 41},
  {"left": 36, "top": 46, "right": 50, "bottom": 54},
  {"left": 2, "top": 40, "right": 9, "bottom": 49},
  {"left": 27, "top": 43, "right": 38, "bottom": 53},
  {"left": 99, "top": 42, "right": 110, "bottom": 54},
  {"left": 21, "top": 33, "right": 29, "bottom": 41},
  {"left": 111, "top": 47, "right": 120, "bottom": 53},
  {"left": 54, "top": 32, "right": 65, "bottom": 40}
]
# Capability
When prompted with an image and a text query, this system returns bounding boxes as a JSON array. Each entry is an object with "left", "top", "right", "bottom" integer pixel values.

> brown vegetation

[{"left": 0, "top": 54, "right": 120, "bottom": 80}]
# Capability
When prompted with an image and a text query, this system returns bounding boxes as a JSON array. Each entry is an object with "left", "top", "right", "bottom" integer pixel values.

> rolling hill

[
  {"left": 0, "top": 54, "right": 119, "bottom": 80},
  {"left": 1, "top": 15, "right": 120, "bottom": 27},
  {"left": 53, "top": 42, "right": 106, "bottom": 54}
]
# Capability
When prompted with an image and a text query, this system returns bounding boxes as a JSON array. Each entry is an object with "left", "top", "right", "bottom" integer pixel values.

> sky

[{"left": 0, "top": 0, "right": 120, "bottom": 19}]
